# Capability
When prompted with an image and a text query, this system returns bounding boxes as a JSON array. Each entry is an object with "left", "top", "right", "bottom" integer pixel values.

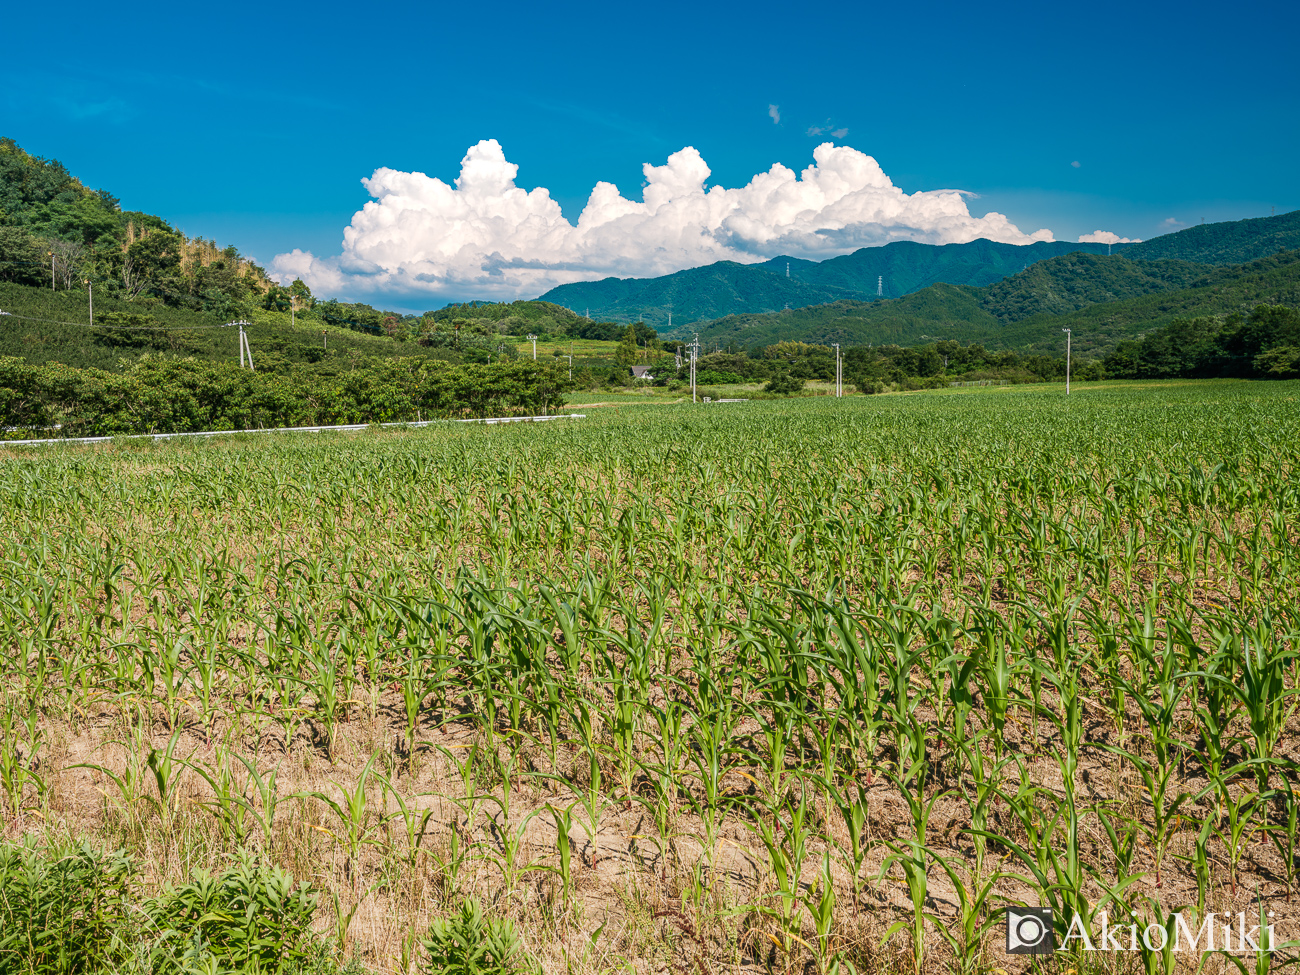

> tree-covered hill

[
  {"left": 538, "top": 239, "right": 1121, "bottom": 328},
  {"left": 0, "top": 281, "right": 435, "bottom": 371},
  {"left": 0, "top": 137, "right": 529, "bottom": 371},
  {"left": 537, "top": 211, "right": 1300, "bottom": 330},
  {"left": 1119, "top": 210, "right": 1300, "bottom": 265},
  {"left": 760, "top": 238, "right": 1128, "bottom": 299},
  {"left": 977, "top": 254, "right": 1207, "bottom": 322},
  {"left": 686, "top": 251, "right": 1300, "bottom": 357}
]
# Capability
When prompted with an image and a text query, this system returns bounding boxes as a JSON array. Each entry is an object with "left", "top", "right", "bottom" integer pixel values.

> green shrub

[
  {"left": 694, "top": 368, "right": 744, "bottom": 384},
  {"left": 421, "top": 900, "right": 536, "bottom": 975},
  {"left": 0, "top": 841, "right": 137, "bottom": 975},
  {"left": 145, "top": 856, "right": 317, "bottom": 975},
  {"left": 763, "top": 374, "right": 805, "bottom": 395}
]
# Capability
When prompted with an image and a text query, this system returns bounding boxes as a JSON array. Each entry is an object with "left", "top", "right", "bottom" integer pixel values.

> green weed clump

[
  {"left": 421, "top": 900, "right": 536, "bottom": 975},
  {"left": 145, "top": 855, "right": 318, "bottom": 974},
  {"left": 0, "top": 841, "right": 136, "bottom": 975}
]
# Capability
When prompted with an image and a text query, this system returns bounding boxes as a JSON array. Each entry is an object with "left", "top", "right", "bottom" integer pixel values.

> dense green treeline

[
  {"left": 1100, "top": 305, "right": 1300, "bottom": 379},
  {"left": 633, "top": 338, "right": 1082, "bottom": 395},
  {"left": 0, "top": 355, "right": 573, "bottom": 438}
]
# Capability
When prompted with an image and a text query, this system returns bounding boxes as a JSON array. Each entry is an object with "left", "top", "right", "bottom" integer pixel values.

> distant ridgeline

[
  {"left": 539, "top": 239, "right": 1129, "bottom": 329},
  {"left": 539, "top": 210, "right": 1300, "bottom": 335},
  {"left": 682, "top": 249, "right": 1300, "bottom": 360}
]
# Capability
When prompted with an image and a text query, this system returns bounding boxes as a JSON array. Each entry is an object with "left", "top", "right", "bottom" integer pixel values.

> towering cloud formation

[{"left": 272, "top": 140, "right": 1055, "bottom": 300}]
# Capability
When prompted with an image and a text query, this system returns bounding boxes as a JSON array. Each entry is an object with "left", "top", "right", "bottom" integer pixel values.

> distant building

[{"left": 631, "top": 365, "right": 655, "bottom": 380}]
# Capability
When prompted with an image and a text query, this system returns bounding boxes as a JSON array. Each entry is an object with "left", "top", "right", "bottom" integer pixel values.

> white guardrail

[{"left": 1, "top": 413, "right": 586, "bottom": 448}]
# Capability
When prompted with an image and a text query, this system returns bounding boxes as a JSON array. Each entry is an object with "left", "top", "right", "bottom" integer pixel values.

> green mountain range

[
  {"left": 539, "top": 211, "right": 1300, "bottom": 331},
  {"left": 686, "top": 250, "right": 1300, "bottom": 358},
  {"left": 1119, "top": 210, "right": 1300, "bottom": 264},
  {"left": 539, "top": 239, "right": 1126, "bottom": 328}
]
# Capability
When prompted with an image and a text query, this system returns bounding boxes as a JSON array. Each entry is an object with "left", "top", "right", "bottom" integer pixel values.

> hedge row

[{"left": 0, "top": 356, "right": 573, "bottom": 438}]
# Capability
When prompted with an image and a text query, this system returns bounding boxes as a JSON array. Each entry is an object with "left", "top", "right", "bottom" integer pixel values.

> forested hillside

[
  {"left": 1119, "top": 210, "right": 1300, "bottom": 264},
  {"left": 538, "top": 211, "right": 1300, "bottom": 330},
  {"left": 686, "top": 251, "right": 1300, "bottom": 357},
  {"left": 539, "top": 239, "right": 1121, "bottom": 327}
]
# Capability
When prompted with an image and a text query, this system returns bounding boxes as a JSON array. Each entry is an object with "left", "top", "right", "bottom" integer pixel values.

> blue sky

[{"left": 5, "top": 0, "right": 1297, "bottom": 307}]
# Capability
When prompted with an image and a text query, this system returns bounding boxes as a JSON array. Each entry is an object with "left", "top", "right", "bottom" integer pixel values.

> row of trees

[
  {"left": 635, "top": 339, "right": 1091, "bottom": 391},
  {"left": 1102, "top": 305, "right": 1300, "bottom": 379},
  {"left": 0, "top": 356, "right": 573, "bottom": 437}
]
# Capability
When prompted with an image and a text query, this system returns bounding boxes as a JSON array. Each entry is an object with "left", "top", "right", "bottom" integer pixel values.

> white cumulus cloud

[
  {"left": 272, "top": 140, "right": 1056, "bottom": 301},
  {"left": 1077, "top": 230, "right": 1141, "bottom": 244},
  {"left": 768, "top": 104, "right": 780, "bottom": 124}
]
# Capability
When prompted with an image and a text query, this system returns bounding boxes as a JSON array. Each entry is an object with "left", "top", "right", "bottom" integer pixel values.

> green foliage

[
  {"left": 145, "top": 856, "right": 317, "bottom": 975},
  {"left": 3, "top": 382, "right": 1300, "bottom": 972},
  {"left": 764, "top": 373, "right": 805, "bottom": 394},
  {"left": 685, "top": 251, "right": 1300, "bottom": 359},
  {"left": 540, "top": 239, "right": 1126, "bottom": 327},
  {"left": 420, "top": 900, "right": 535, "bottom": 975},
  {"left": 613, "top": 323, "right": 639, "bottom": 365},
  {"left": 0, "top": 355, "right": 574, "bottom": 437},
  {"left": 0, "top": 281, "right": 455, "bottom": 371},
  {"left": 977, "top": 253, "right": 1207, "bottom": 322},
  {"left": 1121, "top": 209, "right": 1300, "bottom": 265},
  {"left": 1254, "top": 344, "right": 1300, "bottom": 377},
  {"left": 0, "top": 841, "right": 137, "bottom": 975},
  {"left": 541, "top": 213, "right": 1300, "bottom": 330},
  {"left": 1101, "top": 304, "right": 1300, "bottom": 379},
  {"left": 693, "top": 368, "right": 745, "bottom": 384}
]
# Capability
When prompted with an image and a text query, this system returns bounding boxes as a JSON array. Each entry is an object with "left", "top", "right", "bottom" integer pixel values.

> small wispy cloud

[
  {"left": 768, "top": 104, "right": 780, "bottom": 125},
  {"left": 806, "top": 119, "right": 847, "bottom": 138},
  {"left": 1160, "top": 217, "right": 1186, "bottom": 230},
  {"left": 1070, "top": 160, "right": 1081, "bottom": 168}
]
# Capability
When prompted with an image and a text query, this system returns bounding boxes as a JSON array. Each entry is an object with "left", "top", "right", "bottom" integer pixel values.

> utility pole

[
  {"left": 528, "top": 334, "right": 538, "bottom": 360},
  {"left": 85, "top": 279, "right": 93, "bottom": 324},
  {"left": 48, "top": 251, "right": 54, "bottom": 290},
  {"left": 690, "top": 333, "right": 699, "bottom": 403},
  {"left": 236, "top": 321, "right": 255, "bottom": 371},
  {"left": 1062, "top": 328, "right": 1071, "bottom": 395},
  {"left": 564, "top": 353, "right": 573, "bottom": 380},
  {"left": 833, "top": 343, "right": 842, "bottom": 397}
]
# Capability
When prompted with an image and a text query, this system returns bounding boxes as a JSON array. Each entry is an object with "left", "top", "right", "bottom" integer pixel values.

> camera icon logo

[{"left": 1006, "top": 907, "right": 1054, "bottom": 954}]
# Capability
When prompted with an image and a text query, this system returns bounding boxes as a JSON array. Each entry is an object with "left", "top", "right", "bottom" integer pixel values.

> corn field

[{"left": 1, "top": 380, "right": 1299, "bottom": 974}]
